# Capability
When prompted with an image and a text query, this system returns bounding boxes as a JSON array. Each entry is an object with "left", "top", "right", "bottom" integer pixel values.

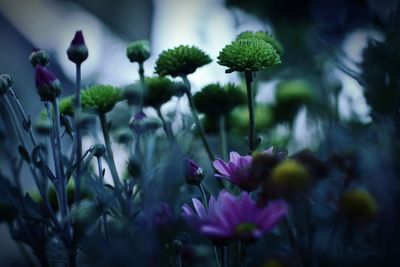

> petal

[
  {"left": 182, "top": 204, "right": 194, "bottom": 216},
  {"left": 213, "top": 159, "right": 231, "bottom": 176},
  {"left": 258, "top": 200, "right": 288, "bottom": 231},
  {"left": 192, "top": 198, "right": 207, "bottom": 218},
  {"left": 200, "top": 225, "right": 232, "bottom": 238},
  {"left": 262, "top": 147, "right": 273, "bottom": 155},
  {"left": 229, "top": 151, "right": 241, "bottom": 164}
]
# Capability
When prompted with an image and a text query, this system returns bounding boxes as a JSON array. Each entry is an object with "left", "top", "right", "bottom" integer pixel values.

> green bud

[
  {"left": 155, "top": 45, "right": 211, "bottom": 77},
  {"left": 92, "top": 143, "right": 106, "bottom": 157},
  {"left": 29, "top": 48, "right": 50, "bottom": 67},
  {"left": 270, "top": 160, "right": 310, "bottom": 196},
  {"left": 341, "top": 189, "right": 377, "bottom": 223},
  {"left": 114, "top": 127, "right": 134, "bottom": 144},
  {"left": 126, "top": 40, "right": 151, "bottom": 63}
]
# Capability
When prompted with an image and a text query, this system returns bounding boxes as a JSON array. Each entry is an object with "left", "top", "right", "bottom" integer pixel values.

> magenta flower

[
  {"left": 213, "top": 151, "right": 255, "bottom": 191},
  {"left": 34, "top": 65, "right": 62, "bottom": 101},
  {"left": 182, "top": 190, "right": 287, "bottom": 244}
]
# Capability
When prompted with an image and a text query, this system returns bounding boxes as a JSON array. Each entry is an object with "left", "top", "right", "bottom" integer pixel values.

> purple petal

[
  {"left": 70, "top": 30, "right": 85, "bottom": 46},
  {"left": 192, "top": 198, "right": 207, "bottom": 218},
  {"left": 229, "top": 151, "right": 241, "bottom": 163},
  {"left": 258, "top": 200, "right": 288, "bottom": 232},
  {"left": 200, "top": 225, "right": 232, "bottom": 238},
  {"left": 213, "top": 159, "right": 231, "bottom": 176}
]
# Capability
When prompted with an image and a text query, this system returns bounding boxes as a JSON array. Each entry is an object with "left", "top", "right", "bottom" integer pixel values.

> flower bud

[
  {"left": 270, "top": 159, "right": 310, "bottom": 196},
  {"left": 34, "top": 65, "right": 62, "bottom": 101},
  {"left": 29, "top": 48, "right": 50, "bottom": 67},
  {"left": 185, "top": 158, "right": 204, "bottom": 185},
  {"left": 114, "top": 127, "right": 134, "bottom": 144},
  {"left": 67, "top": 30, "right": 89, "bottom": 64},
  {"left": 0, "top": 73, "right": 13, "bottom": 95},
  {"left": 92, "top": 144, "right": 106, "bottom": 158},
  {"left": 126, "top": 40, "right": 151, "bottom": 63},
  {"left": 127, "top": 156, "right": 141, "bottom": 178},
  {"left": 340, "top": 189, "right": 377, "bottom": 223}
]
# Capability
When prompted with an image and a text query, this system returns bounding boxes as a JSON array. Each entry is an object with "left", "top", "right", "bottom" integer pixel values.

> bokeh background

[{"left": 1, "top": 0, "right": 399, "bottom": 265}]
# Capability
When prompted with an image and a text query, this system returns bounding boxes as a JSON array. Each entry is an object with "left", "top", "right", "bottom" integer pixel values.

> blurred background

[{"left": 1, "top": 0, "right": 399, "bottom": 265}]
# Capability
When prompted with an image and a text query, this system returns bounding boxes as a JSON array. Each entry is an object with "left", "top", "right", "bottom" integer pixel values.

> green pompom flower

[
  {"left": 155, "top": 45, "right": 212, "bottom": 77},
  {"left": 237, "top": 31, "right": 283, "bottom": 55},
  {"left": 193, "top": 83, "right": 245, "bottom": 116},
  {"left": 59, "top": 95, "right": 74, "bottom": 116},
  {"left": 230, "top": 105, "right": 274, "bottom": 133},
  {"left": 143, "top": 76, "right": 176, "bottom": 108},
  {"left": 218, "top": 38, "right": 281, "bottom": 73},
  {"left": 126, "top": 40, "right": 151, "bottom": 64},
  {"left": 82, "top": 85, "right": 122, "bottom": 113}
]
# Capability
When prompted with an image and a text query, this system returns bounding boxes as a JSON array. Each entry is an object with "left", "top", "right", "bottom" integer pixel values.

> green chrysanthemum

[
  {"left": 193, "top": 83, "right": 245, "bottom": 116},
  {"left": 237, "top": 31, "right": 283, "bottom": 55},
  {"left": 218, "top": 38, "right": 281, "bottom": 73},
  {"left": 59, "top": 95, "right": 74, "bottom": 116},
  {"left": 126, "top": 40, "right": 151, "bottom": 63},
  {"left": 155, "top": 45, "right": 212, "bottom": 77},
  {"left": 143, "top": 76, "right": 176, "bottom": 108},
  {"left": 230, "top": 105, "right": 274, "bottom": 133},
  {"left": 82, "top": 85, "right": 122, "bottom": 113}
]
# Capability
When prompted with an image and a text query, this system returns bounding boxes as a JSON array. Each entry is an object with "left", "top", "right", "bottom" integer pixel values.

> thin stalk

[
  {"left": 214, "top": 246, "right": 222, "bottom": 267},
  {"left": 176, "top": 254, "right": 183, "bottom": 267},
  {"left": 244, "top": 71, "right": 256, "bottom": 154},
  {"left": 284, "top": 215, "right": 298, "bottom": 258},
  {"left": 219, "top": 116, "right": 228, "bottom": 160},
  {"left": 182, "top": 75, "right": 215, "bottom": 162},
  {"left": 99, "top": 112, "right": 123, "bottom": 191},
  {"left": 138, "top": 62, "right": 145, "bottom": 111},
  {"left": 238, "top": 242, "right": 247, "bottom": 267},
  {"left": 156, "top": 107, "right": 174, "bottom": 142},
  {"left": 50, "top": 99, "right": 70, "bottom": 236},
  {"left": 74, "top": 63, "right": 82, "bottom": 203},
  {"left": 198, "top": 184, "right": 208, "bottom": 209},
  {"left": 97, "top": 156, "right": 109, "bottom": 243}
]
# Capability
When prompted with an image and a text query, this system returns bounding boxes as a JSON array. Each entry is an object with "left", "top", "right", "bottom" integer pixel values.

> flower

[
  {"left": 217, "top": 38, "right": 281, "bottom": 73},
  {"left": 153, "top": 202, "right": 175, "bottom": 229},
  {"left": 230, "top": 105, "right": 274, "bottom": 134},
  {"left": 142, "top": 76, "right": 176, "bottom": 108},
  {"left": 0, "top": 74, "right": 13, "bottom": 95},
  {"left": 182, "top": 190, "right": 287, "bottom": 244},
  {"left": 185, "top": 158, "right": 204, "bottom": 185},
  {"left": 29, "top": 48, "right": 50, "bottom": 67},
  {"left": 340, "top": 188, "right": 377, "bottom": 223},
  {"left": 34, "top": 65, "right": 62, "bottom": 101},
  {"left": 126, "top": 40, "right": 151, "bottom": 63},
  {"left": 193, "top": 83, "right": 245, "bottom": 116},
  {"left": 81, "top": 84, "right": 122, "bottom": 113},
  {"left": 67, "top": 30, "right": 89, "bottom": 64},
  {"left": 237, "top": 31, "right": 283, "bottom": 55},
  {"left": 155, "top": 45, "right": 212, "bottom": 77},
  {"left": 213, "top": 151, "right": 258, "bottom": 191}
]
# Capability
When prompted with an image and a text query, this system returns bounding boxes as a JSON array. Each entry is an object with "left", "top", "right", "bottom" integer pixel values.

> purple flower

[
  {"left": 185, "top": 158, "right": 204, "bottom": 185},
  {"left": 213, "top": 151, "right": 255, "bottom": 191},
  {"left": 182, "top": 190, "right": 287, "bottom": 244},
  {"left": 67, "top": 30, "right": 88, "bottom": 64},
  {"left": 153, "top": 202, "right": 175, "bottom": 229},
  {"left": 34, "top": 65, "right": 62, "bottom": 101}
]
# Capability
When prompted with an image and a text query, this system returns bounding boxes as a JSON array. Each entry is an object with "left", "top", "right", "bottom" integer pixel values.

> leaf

[{"left": 18, "top": 145, "right": 31, "bottom": 162}]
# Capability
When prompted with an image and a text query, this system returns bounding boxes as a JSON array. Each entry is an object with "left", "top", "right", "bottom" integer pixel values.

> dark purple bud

[
  {"left": 153, "top": 202, "right": 174, "bottom": 229},
  {"left": 34, "top": 65, "right": 62, "bottom": 101},
  {"left": 67, "top": 30, "right": 88, "bottom": 64},
  {"left": 185, "top": 158, "right": 204, "bottom": 185},
  {"left": 29, "top": 48, "right": 50, "bottom": 67}
]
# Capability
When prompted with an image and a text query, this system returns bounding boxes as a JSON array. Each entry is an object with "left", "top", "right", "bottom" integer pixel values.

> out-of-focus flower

[
  {"left": 59, "top": 95, "right": 74, "bottom": 116},
  {"left": 153, "top": 202, "right": 175, "bottom": 229},
  {"left": 213, "top": 151, "right": 255, "bottom": 191},
  {"left": 143, "top": 76, "right": 176, "bottom": 108},
  {"left": 182, "top": 190, "right": 287, "bottom": 244},
  {"left": 126, "top": 40, "right": 151, "bottom": 64},
  {"left": 230, "top": 105, "right": 274, "bottom": 134},
  {"left": 81, "top": 85, "right": 122, "bottom": 113},
  {"left": 340, "top": 188, "right": 377, "bottom": 223},
  {"left": 114, "top": 127, "right": 134, "bottom": 144},
  {"left": 29, "top": 48, "right": 50, "bottom": 67},
  {"left": 92, "top": 143, "right": 106, "bottom": 158},
  {"left": 67, "top": 30, "right": 89, "bottom": 65},
  {"left": 218, "top": 38, "right": 281, "bottom": 73},
  {"left": 262, "top": 259, "right": 288, "bottom": 267},
  {"left": 0, "top": 73, "right": 13, "bottom": 95},
  {"left": 155, "top": 45, "right": 211, "bottom": 77},
  {"left": 34, "top": 65, "right": 62, "bottom": 101},
  {"left": 237, "top": 31, "right": 283, "bottom": 55},
  {"left": 193, "top": 83, "right": 245, "bottom": 116},
  {"left": 269, "top": 159, "right": 310, "bottom": 196},
  {"left": 34, "top": 117, "right": 52, "bottom": 135},
  {"left": 185, "top": 158, "right": 204, "bottom": 185}
]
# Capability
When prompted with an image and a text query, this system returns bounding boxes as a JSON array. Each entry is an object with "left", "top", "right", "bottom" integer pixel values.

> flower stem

[
  {"left": 156, "top": 107, "right": 174, "bottom": 142},
  {"left": 74, "top": 63, "right": 82, "bottom": 203},
  {"left": 97, "top": 156, "right": 109, "bottom": 243},
  {"left": 182, "top": 75, "right": 215, "bottom": 162},
  {"left": 238, "top": 242, "right": 247, "bottom": 267},
  {"left": 244, "top": 71, "right": 256, "bottom": 154},
  {"left": 138, "top": 62, "right": 145, "bottom": 112},
  {"left": 99, "top": 112, "right": 123, "bottom": 191},
  {"left": 198, "top": 184, "right": 208, "bottom": 210},
  {"left": 219, "top": 116, "right": 228, "bottom": 160}
]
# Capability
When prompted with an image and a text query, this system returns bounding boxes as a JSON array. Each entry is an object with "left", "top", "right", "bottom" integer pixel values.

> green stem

[
  {"left": 219, "top": 116, "right": 228, "bottom": 160},
  {"left": 99, "top": 112, "right": 123, "bottom": 191},
  {"left": 182, "top": 75, "right": 215, "bottom": 162},
  {"left": 198, "top": 184, "right": 208, "bottom": 209},
  {"left": 138, "top": 62, "right": 145, "bottom": 111},
  {"left": 156, "top": 107, "right": 174, "bottom": 142},
  {"left": 238, "top": 242, "right": 247, "bottom": 267},
  {"left": 244, "top": 71, "right": 256, "bottom": 154},
  {"left": 74, "top": 63, "right": 82, "bottom": 203}
]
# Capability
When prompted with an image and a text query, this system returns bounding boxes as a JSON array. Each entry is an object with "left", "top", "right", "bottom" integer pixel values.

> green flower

[
  {"left": 143, "top": 76, "right": 176, "bottom": 108},
  {"left": 341, "top": 189, "right": 378, "bottom": 223},
  {"left": 218, "top": 38, "right": 281, "bottom": 73},
  {"left": 126, "top": 40, "right": 151, "bottom": 63},
  {"left": 193, "top": 83, "right": 245, "bottom": 116},
  {"left": 155, "top": 45, "right": 212, "bottom": 77},
  {"left": 59, "top": 95, "right": 74, "bottom": 116},
  {"left": 230, "top": 105, "right": 274, "bottom": 133},
  {"left": 82, "top": 85, "right": 122, "bottom": 113},
  {"left": 237, "top": 31, "right": 283, "bottom": 55},
  {"left": 274, "top": 79, "right": 314, "bottom": 122}
]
